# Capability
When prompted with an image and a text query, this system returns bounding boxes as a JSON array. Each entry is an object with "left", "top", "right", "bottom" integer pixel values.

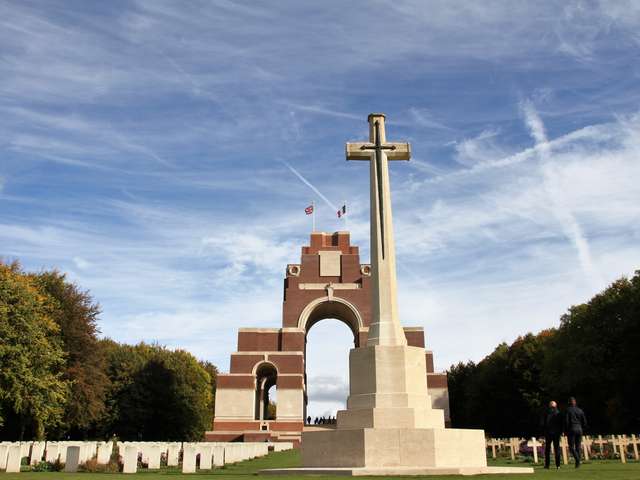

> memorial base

[
  {"left": 262, "top": 466, "right": 534, "bottom": 476},
  {"left": 261, "top": 427, "right": 533, "bottom": 476}
]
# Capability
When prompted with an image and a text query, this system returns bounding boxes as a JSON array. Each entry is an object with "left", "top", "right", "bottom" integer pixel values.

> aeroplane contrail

[{"left": 281, "top": 160, "right": 338, "bottom": 212}]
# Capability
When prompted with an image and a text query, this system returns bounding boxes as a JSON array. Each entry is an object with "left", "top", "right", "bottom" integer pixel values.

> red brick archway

[{"left": 208, "top": 232, "right": 450, "bottom": 445}]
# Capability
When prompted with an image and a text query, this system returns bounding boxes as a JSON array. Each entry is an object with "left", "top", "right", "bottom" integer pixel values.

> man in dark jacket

[
  {"left": 543, "top": 400, "right": 562, "bottom": 469},
  {"left": 565, "top": 397, "right": 587, "bottom": 468}
]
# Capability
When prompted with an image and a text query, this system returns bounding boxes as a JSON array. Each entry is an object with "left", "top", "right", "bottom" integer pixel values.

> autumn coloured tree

[{"left": 0, "top": 262, "right": 68, "bottom": 440}]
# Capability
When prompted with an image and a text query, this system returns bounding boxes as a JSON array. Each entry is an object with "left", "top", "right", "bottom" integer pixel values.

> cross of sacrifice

[
  {"left": 346, "top": 114, "right": 410, "bottom": 260},
  {"left": 346, "top": 114, "right": 411, "bottom": 348}
]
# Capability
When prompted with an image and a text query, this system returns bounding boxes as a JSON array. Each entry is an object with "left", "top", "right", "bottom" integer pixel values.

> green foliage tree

[
  {"left": 543, "top": 274, "right": 640, "bottom": 432},
  {"left": 200, "top": 360, "right": 218, "bottom": 419},
  {"left": 0, "top": 260, "right": 222, "bottom": 441},
  {"left": 448, "top": 271, "right": 640, "bottom": 435},
  {"left": 101, "top": 342, "right": 213, "bottom": 441},
  {"left": 0, "top": 262, "right": 69, "bottom": 440},
  {"left": 34, "top": 271, "right": 109, "bottom": 438}
]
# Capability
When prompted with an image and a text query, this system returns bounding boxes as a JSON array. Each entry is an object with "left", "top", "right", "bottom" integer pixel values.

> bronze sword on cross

[{"left": 345, "top": 114, "right": 410, "bottom": 259}]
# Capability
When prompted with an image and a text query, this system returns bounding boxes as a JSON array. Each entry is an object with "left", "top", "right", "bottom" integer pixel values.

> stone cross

[
  {"left": 559, "top": 435, "right": 569, "bottom": 465},
  {"left": 486, "top": 438, "right": 500, "bottom": 459},
  {"left": 527, "top": 437, "right": 539, "bottom": 463},
  {"left": 508, "top": 438, "right": 519, "bottom": 460},
  {"left": 616, "top": 436, "right": 628, "bottom": 464},
  {"left": 614, "top": 435, "right": 629, "bottom": 463},
  {"left": 582, "top": 436, "right": 591, "bottom": 461},
  {"left": 630, "top": 434, "right": 640, "bottom": 461},
  {"left": 346, "top": 113, "right": 410, "bottom": 347},
  {"left": 593, "top": 435, "right": 607, "bottom": 455}
]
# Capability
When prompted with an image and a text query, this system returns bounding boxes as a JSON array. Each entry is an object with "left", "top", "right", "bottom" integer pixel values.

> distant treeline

[
  {"left": 0, "top": 261, "right": 217, "bottom": 441},
  {"left": 448, "top": 270, "right": 640, "bottom": 437}
]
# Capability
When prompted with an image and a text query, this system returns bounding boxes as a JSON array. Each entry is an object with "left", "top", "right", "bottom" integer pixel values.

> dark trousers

[
  {"left": 545, "top": 434, "right": 561, "bottom": 468},
  {"left": 567, "top": 431, "right": 583, "bottom": 466}
]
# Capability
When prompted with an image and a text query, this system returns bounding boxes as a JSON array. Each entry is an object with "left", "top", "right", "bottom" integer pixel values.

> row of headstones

[
  {"left": 0, "top": 441, "right": 111, "bottom": 473},
  {"left": 486, "top": 434, "right": 640, "bottom": 464},
  {"left": 0, "top": 441, "right": 294, "bottom": 473}
]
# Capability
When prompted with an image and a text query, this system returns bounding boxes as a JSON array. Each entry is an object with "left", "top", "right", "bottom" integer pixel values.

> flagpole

[
  {"left": 343, "top": 200, "right": 348, "bottom": 231},
  {"left": 312, "top": 201, "right": 316, "bottom": 232}
]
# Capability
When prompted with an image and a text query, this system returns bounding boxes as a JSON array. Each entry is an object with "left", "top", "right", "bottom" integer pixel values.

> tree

[
  {"left": 101, "top": 342, "right": 213, "bottom": 441},
  {"left": 543, "top": 272, "right": 640, "bottom": 432},
  {"left": 34, "top": 271, "right": 109, "bottom": 438},
  {"left": 448, "top": 271, "right": 640, "bottom": 435},
  {"left": 0, "top": 262, "right": 69, "bottom": 440},
  {"left": 200, "top": 360, "right": 218, "bottom": 419}
]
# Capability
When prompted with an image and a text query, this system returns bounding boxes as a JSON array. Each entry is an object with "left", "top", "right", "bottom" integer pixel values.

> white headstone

[
  {"left": 167, "top": 443, "right": 180, "bottom": 467},
  {"left": 147, "top": 445, "right": 161, "bottom": 470},
  {"left": 83, "top": 442, "right": 98, "bottom": 463},
  {"left": 255, "top": 443, "right": 268, "bottom": 457},
  {"left": 182, "top": 444, "right": 197, "bottom": 473},
  {"left": 122, "top": 445, "right": 138, "bottom": 474},
  {"left": 64, "top": 446, "right": 81, "bottom": 473},
  {"left": 29, "top": 441, "right": 45, "bottom": 466},
  {"left": 19, "top": 442, "right": 32, "bottom": 461},
  {"left": 5, "top": 444, "right": 22, "bottom": 473},
  {"left": 272, "top": 442, "right": 293, "bottom": 452},
  {"left": 198, "top": 445, "right": 213, "bottom": 470},
  {"left": 44, "top": 442, "right": 60, "bottom": 463},
  {"left": 96, "top": 442, "right": 112, "bottom": 465},
  {"left": 212, "top": 445, "right": 225, "bottom": 467},
  {"left": 58, "top": 442, "right": 68, "bottom": 463},
  {"left": 224, "top": 444, "right": 240, "bottom": 463},
  {"left": 0, "top": 444, "right": 9, "bottom": 470}
]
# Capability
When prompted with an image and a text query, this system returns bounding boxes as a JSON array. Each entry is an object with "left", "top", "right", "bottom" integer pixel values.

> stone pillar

[
  {"left": 122, "top": 445, "right": 138, "bottom": 474},
  {"left": 64, "top": 446, "right": 81, "bottom": 473}
]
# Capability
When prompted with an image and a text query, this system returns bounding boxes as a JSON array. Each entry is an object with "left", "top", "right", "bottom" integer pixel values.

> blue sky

[{"left": 2, "top": 1, "right": 640, "bottom": 417}]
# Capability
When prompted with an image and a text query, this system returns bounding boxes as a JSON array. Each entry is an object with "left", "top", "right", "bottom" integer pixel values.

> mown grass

[{"left": 4, "top": 449, "right": 640, "bottom": 479}]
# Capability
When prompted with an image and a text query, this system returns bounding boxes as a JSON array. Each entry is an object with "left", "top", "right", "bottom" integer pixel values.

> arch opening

[
  {"left": 304, "top": 319, "right": 353, "bottom": 423},
  {"left": 299, "top": 296, "right": 363, "bottom": 346},
  {"left": 254, "top": 363, "right": 277, "bottom": 421}
]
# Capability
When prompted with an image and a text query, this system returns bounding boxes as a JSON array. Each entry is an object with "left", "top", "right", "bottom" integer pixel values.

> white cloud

[
  {"left": 1, "top": 0, "right": 639, "bottom": 388},
  {"left": 453, "top": 128, "right": 508, "bottom": 166}
]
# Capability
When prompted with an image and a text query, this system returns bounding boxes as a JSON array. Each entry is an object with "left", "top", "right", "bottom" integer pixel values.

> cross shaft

[{"left": 345, "top": 113, "right": 410, "bottom": 347}]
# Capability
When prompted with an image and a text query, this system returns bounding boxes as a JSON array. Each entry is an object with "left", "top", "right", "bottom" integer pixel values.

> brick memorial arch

[{"left": 206, "top": 231, "right": 450, "bottom": 445}]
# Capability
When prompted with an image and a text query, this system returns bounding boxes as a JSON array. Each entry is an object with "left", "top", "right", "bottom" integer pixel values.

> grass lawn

[{"left": 3, "top": 450, "right": 639, "bottom": 479}]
